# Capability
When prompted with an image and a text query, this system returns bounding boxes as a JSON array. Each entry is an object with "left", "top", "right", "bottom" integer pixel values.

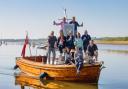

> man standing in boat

[
  {"left": 82, "top": 30, "right": 91, "bottom": 58},
  {"left": 47, "top": 31, "right": 57, "bottom": 64},
  {"left": 69, "top": 17, "right": 83, "bottom": 37},
  {"left": 87, "top": 40, "right": 98, "bottom": 62}
]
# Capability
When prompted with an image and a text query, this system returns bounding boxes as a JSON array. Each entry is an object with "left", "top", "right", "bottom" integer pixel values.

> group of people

[
  {"left": 54, "top": 16, "right": 83, "bottom": 36},
  {"left": 47, "top": 16, "right": 98, "bottom": 73}
]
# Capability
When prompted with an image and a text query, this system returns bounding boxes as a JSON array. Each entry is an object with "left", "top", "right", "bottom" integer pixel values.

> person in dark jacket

[
  {"left": 87, "top": 40, "right": 98, "bottom": 62},
  {"left": 47, "top": 31, "right": 57, "bottom": 64},
  {"left": 66, "top": 31, "right": 75, "bottom": 59},
  {"left": 82, "top": 30, "right": 91, "bottom": 53},
  {"left": 66, "top": 31, "right": 75, "bottom": 52},
  {"left": 69, "top": 17, "right": 83, "bottom": 36}
]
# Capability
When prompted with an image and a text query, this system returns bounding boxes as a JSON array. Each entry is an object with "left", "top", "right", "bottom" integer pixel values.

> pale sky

[{"left": 0, "top": 0, "right": 128, "bottom": 39}]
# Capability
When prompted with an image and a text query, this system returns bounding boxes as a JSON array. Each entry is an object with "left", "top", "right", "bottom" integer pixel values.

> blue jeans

[
  {"left": 47, "top": 47, "right": 56, "bottom": 64},
  {"left": 76, "top": 61, "right": 83, "bottom": 73}
]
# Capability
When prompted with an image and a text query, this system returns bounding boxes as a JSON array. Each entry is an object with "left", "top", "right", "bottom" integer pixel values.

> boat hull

[{"left": 16, "top": 56, "right": 102, "bottom": 83}]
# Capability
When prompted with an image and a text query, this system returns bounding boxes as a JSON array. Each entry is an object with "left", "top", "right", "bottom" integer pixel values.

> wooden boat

[{"left": 15, "top": 56, "right": 103, "bottom": 83}]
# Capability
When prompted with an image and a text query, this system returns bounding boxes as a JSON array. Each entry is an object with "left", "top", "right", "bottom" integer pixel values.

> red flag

[{"left": 21, "top": 34, "right": 29, "bottom": 57}]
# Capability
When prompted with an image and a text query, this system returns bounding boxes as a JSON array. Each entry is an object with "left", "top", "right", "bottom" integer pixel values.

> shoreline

[{"left": 95, "top": 40, "right": 128, "bottom": 45}]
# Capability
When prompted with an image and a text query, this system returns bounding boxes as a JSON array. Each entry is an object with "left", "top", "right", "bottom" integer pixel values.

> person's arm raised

[
  {"left": 53, "top": 21, "right": 62, "bottom": 25},
  {"left": 80, "top": 22, "right": 83, "bottom": 27},
  {"left": 77, "top": 22, "right": 83, "bottom": 27}
]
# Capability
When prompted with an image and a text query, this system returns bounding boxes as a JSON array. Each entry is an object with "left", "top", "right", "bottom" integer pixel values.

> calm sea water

[{"left": 0, "top": 43, "right": 128, "bottom": 89}]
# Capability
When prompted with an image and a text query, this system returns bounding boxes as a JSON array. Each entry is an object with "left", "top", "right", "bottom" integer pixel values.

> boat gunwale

[{"left": 16, "top": 57, "right": 102, "bottom": 69}]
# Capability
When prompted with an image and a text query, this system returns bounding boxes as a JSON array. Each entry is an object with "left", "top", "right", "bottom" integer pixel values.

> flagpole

[
  {"left": 29, "top": 41, "right": 32, "bottom": 56},
  {"left": 26, "top": 31, "right": 32, "bottom": 56}
]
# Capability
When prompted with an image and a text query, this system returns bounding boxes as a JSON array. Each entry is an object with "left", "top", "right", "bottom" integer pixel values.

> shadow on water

[{"left": 15, "top": 72, "right": 98, "bottom": 89}]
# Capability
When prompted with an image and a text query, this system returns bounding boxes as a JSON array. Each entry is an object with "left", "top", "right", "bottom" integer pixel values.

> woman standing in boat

[
  {"left": 57, "top": 30, "right": 66, "bottom": 59},
  {"left": 53, "top": 17, "right": 67, "bottom": 31},
  {"left": 47, "top": 31, "right": 57, "bottom": 64}
]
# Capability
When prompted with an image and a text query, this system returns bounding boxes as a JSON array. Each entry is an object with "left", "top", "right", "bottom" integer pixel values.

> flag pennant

[{"left": 21, "top": 34, "right": 29, "bottom": 57}]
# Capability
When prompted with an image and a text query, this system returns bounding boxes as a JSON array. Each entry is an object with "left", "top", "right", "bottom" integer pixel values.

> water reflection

[{"left": 15, "top": 72, "right": 98, "bottom": 89}]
